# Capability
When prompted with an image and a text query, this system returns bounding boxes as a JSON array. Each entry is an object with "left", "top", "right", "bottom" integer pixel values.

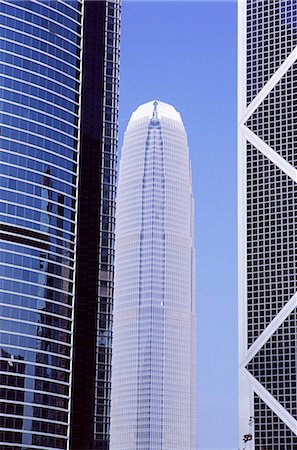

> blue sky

[{"left": 118, "top": 1, "right": 238, "bottom": 448}]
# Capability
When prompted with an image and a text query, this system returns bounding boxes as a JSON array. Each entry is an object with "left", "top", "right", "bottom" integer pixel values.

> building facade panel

[
  {"left": 247, "top": 310, "right": 297, "bottom": 419},
  {"left": 238, "top": 1, "right": 297, "bottom": 448},
  {"left": 246, "top": 145, "right": 297, "bottom": 346},
  {"left": 247, "top": 63, "right": 297, "bottom": 168},
  {"left": 254, "top": 394, "right": 297, "bottom": 448},
  {"left": 246, "top": 0, "right": 297, "bottom": 105}
]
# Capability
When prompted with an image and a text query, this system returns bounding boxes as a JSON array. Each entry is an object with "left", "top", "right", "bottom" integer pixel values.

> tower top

[{"left": 129, "top": 100, "right": 183, "bottom": 123}]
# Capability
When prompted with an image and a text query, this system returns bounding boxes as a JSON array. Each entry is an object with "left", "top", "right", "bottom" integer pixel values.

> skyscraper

[
  {"left": 238, "top": 1, "right": 297, "bottom": 448},
  {"left": 0, "top": 1, "right": 120, "bottom": 449},
  {"left": 110, "top": 100, "right": 196, "bottom": 450}
]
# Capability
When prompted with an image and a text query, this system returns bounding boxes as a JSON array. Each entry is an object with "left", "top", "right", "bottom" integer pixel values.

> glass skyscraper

[
  {"left": 238, "top": 1, "right": 297, "bottom": 448},
  {"left": 0, "top": 1, "right": 120, "bottom": 449},
  {"left": 110, "top": 100, "right": 196, "bottom": 450}
]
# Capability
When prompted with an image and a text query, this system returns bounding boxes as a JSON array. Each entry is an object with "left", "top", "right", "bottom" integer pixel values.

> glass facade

[
  {"left": 70, "top": 1, "right": 120, "bottom": 448},
  {"left": 95, "top": 2, "right": 120, "bottom": 446},
  {"left": 0, "top": 1, "right": 82, "bottom": 448},
  {"left": 110, "top": 101, "right": 196, "bottom": 450},
  {"left": 0, "top": 1, "right": 120, "bottom": 449},
  {"left": 238, "top": 1, "right": 297, "bottom": 448}
]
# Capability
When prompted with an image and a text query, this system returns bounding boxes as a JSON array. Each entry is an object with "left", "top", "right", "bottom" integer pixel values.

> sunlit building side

[{"left": 111, "top": 100, "right": 196, "bottom": 450}]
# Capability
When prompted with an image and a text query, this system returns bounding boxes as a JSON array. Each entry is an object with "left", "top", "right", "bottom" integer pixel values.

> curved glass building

[
  {"left": 0, "top": 1, "right": 120, "bottom": 449},
  {"left": 110, "top": 101, "right": 196, "bottom": 450}
]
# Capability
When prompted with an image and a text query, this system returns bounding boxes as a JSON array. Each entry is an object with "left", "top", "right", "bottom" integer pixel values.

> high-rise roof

[{"left": 129, "top": 99, "right": 183, "bottom": 123}]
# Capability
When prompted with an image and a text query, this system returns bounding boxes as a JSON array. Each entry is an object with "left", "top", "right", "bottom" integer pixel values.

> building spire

[{"left": 152, "top": 100, "right": 158, "bottom": 120}]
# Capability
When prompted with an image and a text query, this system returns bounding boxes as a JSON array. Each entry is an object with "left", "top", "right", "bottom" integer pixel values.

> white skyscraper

[
  {"left": 110, "top": 100, "right": 196, "bottom": 450},
  {"left": 238, "top": 1, "right": 297, "bottom": 449}
]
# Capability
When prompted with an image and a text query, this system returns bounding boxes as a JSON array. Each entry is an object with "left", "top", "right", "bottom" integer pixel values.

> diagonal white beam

[
  {"left": 241, "top": 367, "right": 297, "bottom": 435},
  {"left": 240, "top": 292, "right": 297, "bottom": 368},
  {"left": 241, "top": 46, "right": 297, "bottom": 124},
  {"left": 242, "top": 125, "right": 297, "bottom": 183}
]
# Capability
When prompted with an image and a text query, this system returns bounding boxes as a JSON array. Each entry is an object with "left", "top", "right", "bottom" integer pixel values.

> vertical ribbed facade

[
  {"left": 94, "top": 1, "right": 120, "bottom": 447},
  {"left": 238, "top": 1, "right": 297, "bottom": 449},
  {"left": 110, "top": 100, "right": 196, "bottom": 450},
  {"left": 0, "top": 1, "right": 120, "bottom": 449},
  {"left": 70, "top": 1, "right": 120, "bottom": 448}
]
